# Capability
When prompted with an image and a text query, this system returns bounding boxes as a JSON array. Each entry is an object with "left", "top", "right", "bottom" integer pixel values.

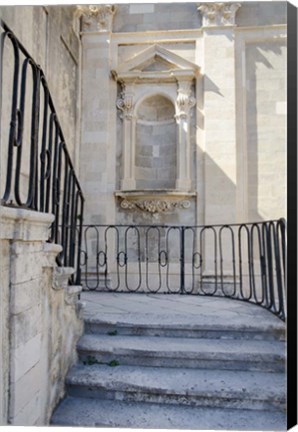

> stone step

[
  {"left": 77, "top": 334, "right": 285, "bottom": 372},
  {"left": 65, "top": 364, "right": 286, "bottom": 412},
  {"left": 51, "top": 396, "right": 286, "bottom": 430},
  {"left": 82, "top": 292, "right": 285, "bottom": 341},
  {"left": 85, "top": 317, "right": 285, "bottom": 341}
]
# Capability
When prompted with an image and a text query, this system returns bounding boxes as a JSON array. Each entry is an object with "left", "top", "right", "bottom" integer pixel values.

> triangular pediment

[
  {"left": 133, "top": 56, "right": 177, "bottom": 72},
  {"left": 116, "top": 45, "right": 200, "bottom": 76}
]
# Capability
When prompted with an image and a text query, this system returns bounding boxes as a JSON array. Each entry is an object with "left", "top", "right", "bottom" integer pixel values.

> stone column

[
  {"left": 198, "top": 2, "right": 241, "bottom": 225},
  {"left": 175, "top": 79, "right": 196, "bottom": 191},
  {"left": 116, "top": 85, "right": 136, "bottom": 190},
  {"left": 78, "top": 5, "right": 116, "bottom": 225}
]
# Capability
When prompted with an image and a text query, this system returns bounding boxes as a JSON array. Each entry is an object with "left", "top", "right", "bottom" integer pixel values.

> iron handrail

[{"left": 0, "top": 20, "right": 84, "bottom": 285}]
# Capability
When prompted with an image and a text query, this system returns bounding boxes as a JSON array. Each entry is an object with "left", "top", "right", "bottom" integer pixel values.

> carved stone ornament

[
  {"left": 116, "top": 84, "right": 134, "bottom": 119},
  {"left": 52, "top": 267, "right": 75, "bottom": 291},
  {"left": 76, "top": 4, "right": 116, "bottom": 32},
  {"left": 120, "top": 198, "right": 191, "bottom": 214},
  {"left": 197, "top": 3, "right": 241, "bottom": 27},
  {"left": 176, "top": 80, "right": 196, "bottom": 118}
]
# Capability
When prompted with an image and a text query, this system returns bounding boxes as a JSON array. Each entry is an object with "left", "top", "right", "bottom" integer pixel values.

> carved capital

[
  {"left": 176, "top": 80, "right": 196, "bottom": 118},
  {"left": 197, "top": 3, "right": 241, "bottom": 27},
  {"left": 76, "top": 4, "right": 117, "bottom": 32},
  {"left": 116, "top": 85, "right": 134, "bottom": 119}
]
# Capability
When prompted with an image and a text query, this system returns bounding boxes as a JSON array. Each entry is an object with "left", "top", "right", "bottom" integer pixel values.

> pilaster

[
  {"left": 79, "top": 5, "right": 117, "bottom": 224},
  {"left": 175, "top": 79, "right": 196, "bottom": 191},
  {"left": 116, "top": 84, "right": 136, "bottom": 190},
  {"left": 198, "top": 2, "right": 241, "bottom": 225}
]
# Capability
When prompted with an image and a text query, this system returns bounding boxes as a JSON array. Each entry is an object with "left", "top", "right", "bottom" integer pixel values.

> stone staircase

[{"left": 51, "top": 293, "right": 286, "bottom": 430}]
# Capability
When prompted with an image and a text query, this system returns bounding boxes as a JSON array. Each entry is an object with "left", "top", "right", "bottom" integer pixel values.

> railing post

[{"left": 180, "top": 226, "right": 185, "bottom": 294}]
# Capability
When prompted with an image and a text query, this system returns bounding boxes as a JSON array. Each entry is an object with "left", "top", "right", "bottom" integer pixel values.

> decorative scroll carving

[
  {"left": 197, "top": 3, "right": 241, "bottom": 27},
  {"left": 116, "top": 84, "right": 134, "bottom": 119},
  {"left": 52, "top": 267, "right": 75, "bottom": 291},
  {"left": 76, "top": 4, "right": 116, "bottom": 32},
  {"left": 176, "top": 80, "right": 196, "bottom": 118},
  {"left": 120, "top": 198, "right": 191, "bottom": 214}
]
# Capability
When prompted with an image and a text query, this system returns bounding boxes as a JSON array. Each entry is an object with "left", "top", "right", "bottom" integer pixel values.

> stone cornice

[
  {"left": 76, "top": 4, "right": 117, "bottom": 33},
  {"left": 0, "top": 206, "right": 54, "bottom": 241},
  {"left": 197, "top": 3, "right": 241, "bottom": 28}
]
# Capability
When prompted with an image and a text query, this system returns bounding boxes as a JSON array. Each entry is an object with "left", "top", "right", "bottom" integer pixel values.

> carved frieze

[
  {"left": 115, "top": 191, "right": 195, "bottom": 215},
  {"left": 120, "top": 198, "right": 191, "bottom": 214},
  {"left": 197, "top": 3, "right": 241, "bottom": 27},
  {"left": 76, "top": 4, "right": 116, "bottom": 32}
]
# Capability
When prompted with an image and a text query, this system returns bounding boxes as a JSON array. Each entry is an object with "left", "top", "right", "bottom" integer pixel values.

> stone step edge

[
  {"left": 77, "top": 334, "right": 285, "bottom": 359},
  {"left": 65, "top": 366, "right": 286, "bottom": 408},
  {"left": 85, "top": 321, "right": 285, "bottom": 340},
  {"left": 51, "top": 396, "right": 286, "bottom": 430},
  {"left": 66, "top": 384, "right": 285, "bottom": 412}
]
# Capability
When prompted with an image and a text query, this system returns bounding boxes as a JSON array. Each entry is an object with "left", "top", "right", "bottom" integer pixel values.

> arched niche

[
  {"left": 135, "top": 94, "right": 176, "bottom": 189},
  {"left": 113, "top": 44, "right": 200, "bottom": 213}
]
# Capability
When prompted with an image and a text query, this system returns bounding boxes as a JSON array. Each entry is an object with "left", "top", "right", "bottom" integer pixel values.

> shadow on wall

[{"left": 245, "top": 40, "right": 286, "bottom": 222}]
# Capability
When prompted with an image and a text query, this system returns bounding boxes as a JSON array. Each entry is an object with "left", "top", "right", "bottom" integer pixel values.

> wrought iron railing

[
  {"left": 0, "top": 20, "right": 84, "bottom": 284},
  {"left": 81, "top": 219, "right": 286, "bottom": 320}
]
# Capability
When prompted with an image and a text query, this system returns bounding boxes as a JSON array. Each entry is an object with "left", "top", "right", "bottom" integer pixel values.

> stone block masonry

[{"left": 0, "top": 206, "right": 84, "bottom": 425}]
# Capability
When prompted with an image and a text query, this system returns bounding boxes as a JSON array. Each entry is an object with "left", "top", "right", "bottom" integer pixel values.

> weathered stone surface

[
  {"left": 10, "top": 333, "right": 42, "bottom": 382},
  {"left": 82, "top": 292, "right": 285, "bottom": 340},
  {"left": 77, "top": 333, "right": 285, "bottom": 372},
  {"left": 0, "top": 208, "right": 84, "bottom": 425},
  {"left": 0, "top": 240, "right": 10, "bottom": 424},
  {"left": 51, "top": 397, "right": 286, "bottom": 430},
  {"left": 52, "top": 292, "right": 286, "bottom": 429},
  {"left": 66, "top": 363, "right": 285, "bottom": 411}
]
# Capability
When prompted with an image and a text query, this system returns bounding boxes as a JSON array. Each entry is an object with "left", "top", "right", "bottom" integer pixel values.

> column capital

[
  {"left": 176, "top": 80, "right": 196, "bottom": 118},
  {"left": 197, "top": 3, "right": 241, "bottom": 28},
  {"left": 116, "top": 85, "right": 134, "bottom": 120},
  {"left": 76, "top": 4, "right": 117, "bottom": 32}
]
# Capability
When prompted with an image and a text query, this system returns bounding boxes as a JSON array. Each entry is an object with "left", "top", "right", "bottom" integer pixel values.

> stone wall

[
  {"left": 79, "top": 2, "right": 286, "bottom": 234},
  {"left": 246, "top": 39, "right": 286, "bottom": 221},
  {"left": 0, "top": 207, "right": 84, "bottom": 425},
  {"left": 235, "top": 25, "right": 287, "bottom": 222},
  {"left": 113, "top": 3, "right": 201, "bottom": 33}
]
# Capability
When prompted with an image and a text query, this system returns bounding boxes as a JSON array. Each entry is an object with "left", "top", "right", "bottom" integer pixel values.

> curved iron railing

[
  {"left": 80, "top": 219, "right": 286, "bottom": 321},
  {"left": 0, "top": 20, "right": 84, "bottom": 284}
]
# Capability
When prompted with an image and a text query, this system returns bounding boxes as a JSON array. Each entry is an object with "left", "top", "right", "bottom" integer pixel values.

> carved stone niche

[{"left": 112, "top": 45, "right": 200, "bottom": 214}]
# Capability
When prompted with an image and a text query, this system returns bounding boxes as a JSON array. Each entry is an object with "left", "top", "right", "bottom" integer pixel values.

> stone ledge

[{"left": 0, "top": 206, "right": 54, "bottom": 241}]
